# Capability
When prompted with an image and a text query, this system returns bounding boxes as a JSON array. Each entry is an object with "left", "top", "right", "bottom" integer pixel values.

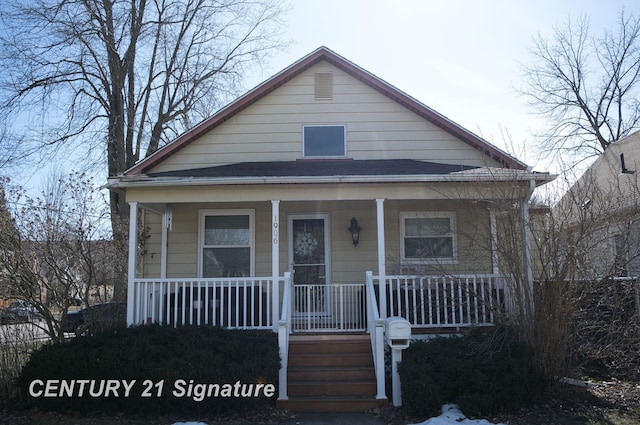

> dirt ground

[{"left": 1, "top": 380, "right": 639, "bottom": 425}]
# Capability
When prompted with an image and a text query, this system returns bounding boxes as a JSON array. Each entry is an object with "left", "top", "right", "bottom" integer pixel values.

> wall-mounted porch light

[{"left": 348, "top": 217, "right": 361, "bottom": 247}]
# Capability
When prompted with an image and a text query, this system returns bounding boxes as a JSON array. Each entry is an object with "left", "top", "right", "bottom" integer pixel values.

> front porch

[
  {"left": 122, "top": 193, "right": 530, "bottom": 410},
  {"left": 128, "top": 271, "right": 509, "bottom": 409}
]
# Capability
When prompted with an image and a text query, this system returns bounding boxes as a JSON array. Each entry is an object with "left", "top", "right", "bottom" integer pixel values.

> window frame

[
  {"left": 198, "top": 209, "right": 255, "bottom": 278},
  {"left": 400, "top": 212, "right": 458, "bottom": 264},
  {"left": 302, "top": 124, "right": 347, "bottom": 158}
]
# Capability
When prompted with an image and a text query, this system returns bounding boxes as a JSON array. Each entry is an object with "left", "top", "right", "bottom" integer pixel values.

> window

[
  {"left": 400, "top": 212, "right": 457, "bottom": 263},
  {"left": 303, "top": 125, "right": 346, "bottom": 157},
  {"left": 199, "top": 210, "right": 254, "bottom": 277}
]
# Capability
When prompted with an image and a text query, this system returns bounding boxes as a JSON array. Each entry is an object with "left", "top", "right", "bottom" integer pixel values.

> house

[
  {"left": 107, "top": 47, "right": 555, "bottom": 411},
  {"left": 553, "top": 131, "right": 640, "bottom": 278}
]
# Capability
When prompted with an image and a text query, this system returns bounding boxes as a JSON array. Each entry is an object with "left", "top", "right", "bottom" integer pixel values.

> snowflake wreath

[{"left": 294, "top": 231, "right": 318, "bottom": 257}]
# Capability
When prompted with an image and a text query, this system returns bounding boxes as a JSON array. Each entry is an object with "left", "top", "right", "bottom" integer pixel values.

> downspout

[{"left": 520, "top": 177, "right": 536, "bottom": 324}]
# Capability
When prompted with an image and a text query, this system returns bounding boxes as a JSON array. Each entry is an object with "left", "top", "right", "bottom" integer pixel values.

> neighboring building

[
  {"left": 554, "top": 130, "right": 640, "bottom": 278},
  {"left": 108, "top": 47, "right": 555, "bottom": 411}
]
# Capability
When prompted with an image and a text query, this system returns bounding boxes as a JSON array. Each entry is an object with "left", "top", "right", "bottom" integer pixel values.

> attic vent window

[{"left": 314, "top": 72, "right": 333, "bottom": 100}]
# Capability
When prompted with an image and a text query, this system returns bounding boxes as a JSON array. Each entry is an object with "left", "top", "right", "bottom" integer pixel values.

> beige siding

[
  {"left": 149, "top": 61, "right": 502, "bottom": 174},
  {"left": 141, "top": 210, "right": 162, "bottom": 277},
  {"left": 141, "top": 199, "right": 495, "bottom": 281}
]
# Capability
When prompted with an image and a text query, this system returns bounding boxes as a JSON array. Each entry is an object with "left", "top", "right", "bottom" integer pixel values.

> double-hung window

[
  {"left": 302, "top": 125, "right": 346, "bottom": 158},
  {"left": 400, "top": 212, "right": 457, "bottom": 263},
  {"left": 200, "top": 210, "right": 254, "bottom": 277}
]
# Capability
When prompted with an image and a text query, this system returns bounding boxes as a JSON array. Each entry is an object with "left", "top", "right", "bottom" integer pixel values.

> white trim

[
  {"left": 400, "top": 211, "right": 458, "bottom": 264},
  {"left": 301, "top": 124, "right": 347, "bottom": 158},
  {"left": 197, "top": 209, "right": 255, "bottom": 278},
  {"left": 376, "top": 199, "right": 387, "bottom": 319},
  {"left": 109, "top": 170, "right": 556, "bottom": 188},
  {"left": 127, "top": 202, "right": 138, "bottom": 326},
  {"left": 271, "top": 200, "right": 280, "bottom": 331},
  {"left": 490, "top": 208, "right": 499, "bottom": 275}
]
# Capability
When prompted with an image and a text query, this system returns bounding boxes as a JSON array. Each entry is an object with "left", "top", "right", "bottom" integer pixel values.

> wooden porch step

[
  {"left": 278, "top": 334, "right": 385, "bottom": 413},
  {"left": 288, "top": 365, "right": 376, "bottom": 381}
]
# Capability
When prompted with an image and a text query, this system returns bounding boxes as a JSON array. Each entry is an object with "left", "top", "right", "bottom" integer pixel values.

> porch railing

[
  {"left": 291, "top": 283, "right": 366, "bottom": 332},
  {"left": 131, "top": 277, "right": 279, "bottom": 329},
  {"left": 374, "top": 274, "right": 507, "bottom": 328}
]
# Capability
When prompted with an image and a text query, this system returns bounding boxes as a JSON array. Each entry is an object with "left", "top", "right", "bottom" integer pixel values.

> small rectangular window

[
  {"left": 303, "top": 125, "right": 346, "bottom": 157},
  {"left": 401, "top": 212, "right": 457, "bottom": 263}
]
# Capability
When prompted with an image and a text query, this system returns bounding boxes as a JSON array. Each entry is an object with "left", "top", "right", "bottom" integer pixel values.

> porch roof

[
  {"left": 147, "top": 159, "right": 476, "bottom": 178},
  {"left": 110, "top": 159, "right": 555, "bottom": 189}
]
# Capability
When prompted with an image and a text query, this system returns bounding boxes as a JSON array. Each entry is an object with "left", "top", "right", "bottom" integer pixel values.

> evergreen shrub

[
  {"left": 398, "top": 328, "right": 545, "bottom": 418},
  {"left": 17, "top": 325, "right": 279, "bottom": 415}
]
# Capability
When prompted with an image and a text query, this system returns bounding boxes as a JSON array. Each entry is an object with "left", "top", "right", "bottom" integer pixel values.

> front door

[{"left": 288, "top": 214, "right": 331, "bottom": 316}]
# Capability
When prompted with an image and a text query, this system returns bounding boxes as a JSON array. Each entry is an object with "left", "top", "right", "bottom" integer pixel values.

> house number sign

[{"left": 273, "top": 216, "right": 279, "bottom": 244}]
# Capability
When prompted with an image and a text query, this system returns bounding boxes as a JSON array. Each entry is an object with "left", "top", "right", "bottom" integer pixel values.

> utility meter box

[{"left": 385, "top": 317, "right": 411, "bottom": 349}]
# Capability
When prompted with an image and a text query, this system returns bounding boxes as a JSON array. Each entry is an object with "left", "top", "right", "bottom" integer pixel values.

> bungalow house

[
  {"left": 108, "top": 47, "right": 555, "bottom": 411},
  {"left": 553, "top": 130, "right": 640, "bottom": 279}
]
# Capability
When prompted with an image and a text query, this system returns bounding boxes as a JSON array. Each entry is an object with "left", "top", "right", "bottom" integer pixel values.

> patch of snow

[
  {"left": 172, "top": 422, "right": 207, "bottom": 425},
  {"left": 409, "top": 404, "right": 505, "bottom": 425}
]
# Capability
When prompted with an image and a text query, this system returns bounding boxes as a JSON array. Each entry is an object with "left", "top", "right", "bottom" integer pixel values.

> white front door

[{"left": 288, "top": 214, "right": 331, "bottom": 315}]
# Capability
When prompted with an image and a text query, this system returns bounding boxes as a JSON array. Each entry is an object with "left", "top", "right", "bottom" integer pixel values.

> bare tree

[
  {"left": 0, "top": 173, "right": 115, "bottom": 343},
  {"left": 521, "top": 11, "right": 640, "bottom": 167},
  {"left": 0, "top": 0, "right": 288, "bottom": 273}
]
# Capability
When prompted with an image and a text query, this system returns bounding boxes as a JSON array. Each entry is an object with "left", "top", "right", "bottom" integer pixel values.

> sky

[
  {"left": 246, "top": 0, "right": 640, "bottom": 176},
  {"left": 10, "top": 0, "right": 640, "bottom": 196}
]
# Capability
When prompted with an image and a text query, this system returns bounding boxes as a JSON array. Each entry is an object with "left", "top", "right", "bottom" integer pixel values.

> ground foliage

[{"left": 14, "top": 325, "right": 279, "bottom": 416}]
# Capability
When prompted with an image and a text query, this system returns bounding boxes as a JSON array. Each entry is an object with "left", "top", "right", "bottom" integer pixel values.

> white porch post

[
  {"left": 521, "top": 180, "right": 535, "bottom": 287},
  {"left": 519, "top": 179, "right": 536, "bottom": 324},
  {"left": 271, "top": 200, "right": 280, "bottom": 331},
  {"left": 376, "top": 198, "right": 387, "bottom": 319},
  {"left": 127, "top": 202, "right": 138, "bottom": 326},
  {"left": 161, "top": 207, "right": 171, "bottom": 279},
  {"left": 490, "top": 208, "right": 499, "bottom": 275}
]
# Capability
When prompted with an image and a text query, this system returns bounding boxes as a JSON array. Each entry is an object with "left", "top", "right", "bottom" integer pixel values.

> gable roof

[
  {"left": 554, "top": 130, "right": 640, "bottom": 220},
  {"left": 125, "top": 47, "right": 527, "bottom": 176}
]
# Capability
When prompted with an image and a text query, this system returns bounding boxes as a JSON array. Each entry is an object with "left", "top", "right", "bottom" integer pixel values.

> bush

[
  {"left": 16, "top": 325, "right": 279, "bottom": 415},
  {"left": 398, "top": 328, "right": 545, "bottom": 418}
]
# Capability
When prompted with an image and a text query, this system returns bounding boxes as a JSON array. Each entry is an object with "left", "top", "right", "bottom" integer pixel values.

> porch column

[
  {"left": 376, "top": 198, "right": 387, "bottom": 319},
  {"left": 127, "top": 201, "right": 138, "bottom": 326},
  {"left": 161, "top": 207, "right": 171, "bottom": 279},
  {"left": 272, "top": 200, "right": 280, "bottom": 331},
  {"left": 521, "top": 180, "right": 535, "bottom": 287},
  {"left": 490, "top": 208, "right": 499, "bottom": 275},
  {"left": 519, "top": 179, "right": 536, "bottom": 324}
]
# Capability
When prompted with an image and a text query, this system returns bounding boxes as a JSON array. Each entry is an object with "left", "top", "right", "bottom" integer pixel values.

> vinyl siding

[
  {"left": 139, "top": 200, "right": 495, "bottom": 280},
  {"left": 149, "top": 61, "right": 502, "bottom": 174}
]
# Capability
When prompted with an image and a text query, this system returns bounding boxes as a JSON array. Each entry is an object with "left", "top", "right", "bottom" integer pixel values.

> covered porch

[{"left": 119, "top": 175, "right": 540, "bottom": 406}]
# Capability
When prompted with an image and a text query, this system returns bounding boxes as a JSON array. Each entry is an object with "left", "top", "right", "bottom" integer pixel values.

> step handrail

[
  {"left": 277, "top": 272, "right": 292, "bottom": 401},
  {"left": 366, "top": 271, "right": 386, "bottom": 400}
]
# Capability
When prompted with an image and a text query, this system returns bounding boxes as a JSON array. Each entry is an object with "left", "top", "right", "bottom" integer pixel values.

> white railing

[
  {"left": 131, "top": 277, "right": 278, "bottom": 329},
  {"left": 291, "top": 283, "right": 366, "bottom": 332},
  {"left": 277, "top": 272, "right": 292, "bottom": 401},
  {"left": 375, "top": 274, "right": 507, "bottom": 328},
  {"left": 366, "top": 271, "right": 387, "bottom": 401}
]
